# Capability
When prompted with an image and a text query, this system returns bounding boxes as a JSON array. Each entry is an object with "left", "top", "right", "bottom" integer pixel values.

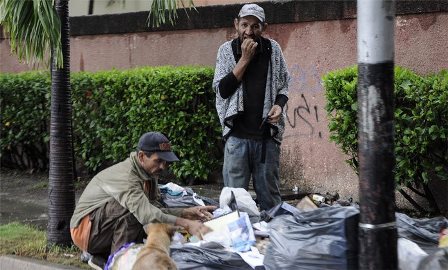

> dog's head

[
  {"left": 144, "top": 223, "right": 177, "bottom": 238},
  {"left": 134, "top": 223, "right": 179, "bottom": 270}
]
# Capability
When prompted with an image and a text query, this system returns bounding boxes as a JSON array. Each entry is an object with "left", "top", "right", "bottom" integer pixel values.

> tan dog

[{"left": 132, "top": 223, "right": 177, "bottom": 270}]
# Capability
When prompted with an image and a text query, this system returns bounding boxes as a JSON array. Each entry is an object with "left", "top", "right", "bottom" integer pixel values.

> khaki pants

[{"left": 87, "top": 198, "right": 146, "bottom": 257}]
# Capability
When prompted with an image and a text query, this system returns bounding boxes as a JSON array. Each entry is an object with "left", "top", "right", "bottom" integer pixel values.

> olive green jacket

[{"left": 70, "top": 152, "right": 180, "bottom": 228}]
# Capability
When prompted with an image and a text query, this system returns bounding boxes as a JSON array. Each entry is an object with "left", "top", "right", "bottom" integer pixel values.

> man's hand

[
  {"left": 181, "top": 205, "right": 216, "bottom": 222},
  {"left": 233, "top": 38, "right": 258, "bottom": 81},
  {"left": 267, "top": 104, "right": 282, "bottom": 124},
  {"left": 241, "top": 38, "right": 258, "bottom": 62},
  {"left": 175, "top": 218, "right": 212, "bottom": 239}
]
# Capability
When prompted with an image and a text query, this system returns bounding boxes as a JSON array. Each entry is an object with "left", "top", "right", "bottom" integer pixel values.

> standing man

[
  {"left": 213, "top": 4, "right": 290, "bottom": 211},
  {"left": 70, "top": 132, "right": 215, "bottom": 270}
]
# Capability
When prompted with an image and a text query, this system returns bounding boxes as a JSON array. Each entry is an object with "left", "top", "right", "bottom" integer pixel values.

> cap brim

[
  {"left": 157, "top": 151, "right": 179, "bottom": 162},
  {"left": 239, "top": 13, "right": 264, "bottom": 23},
  {"left": 252, "top": 15, "right": 264, "bottom": 22}
]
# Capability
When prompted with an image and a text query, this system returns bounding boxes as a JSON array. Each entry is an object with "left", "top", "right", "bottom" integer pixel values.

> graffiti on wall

[
  {"left": 284, "top": 64, "right": 324, "bottom": 139},
  {"left": 284, "top": 93, "right": 322, "bottom": 139}
]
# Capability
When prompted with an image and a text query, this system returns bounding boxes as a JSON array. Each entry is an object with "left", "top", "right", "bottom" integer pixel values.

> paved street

[{"left": 0, "top": 256, "right": 82, "bottom": 270}]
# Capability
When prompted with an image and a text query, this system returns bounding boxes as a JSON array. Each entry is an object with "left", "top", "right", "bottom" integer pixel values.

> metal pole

[{"left": 357, "top": 0, "right": 397, "bottom": 269}]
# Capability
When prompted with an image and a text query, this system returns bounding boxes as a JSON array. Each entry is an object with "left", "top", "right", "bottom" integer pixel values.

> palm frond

[
  {"left": 0, "top": 0, "right": 62, "bottom": 68},
  {"left": 148, "top": 0, "right": 196, "bottom": 28}
]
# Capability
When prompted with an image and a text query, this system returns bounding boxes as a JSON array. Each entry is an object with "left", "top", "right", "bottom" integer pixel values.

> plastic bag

[
  {"left": 105, "top": 242, "right": 142, "bottom": 270},
  {"left": 170, "top": 243, "right": 253, "bottom": 270},
  {"left": 417, "top": 248, "right": 448, "bottom": 270},
  {"left": 398, "top": 237, "right": 428, "bottom": 270},
  {"left": 220, "top": 187, "right": 260, "bottom": 223},
  {"left": 396, "top": 212, "right": 448, "bottom": 270},
  {"left": 163, "top": 194, "right": 205, "bottom": 207},
  {"left": 161, "top": 186, "right": 219, "bottom": 207},
  {"left": 160, "top": 182, "right": 187, "bottom": 196},
  {"left": 263, "top": 206, "right": 359, "bottom": 270},
  {"left": 396, "top": 212, "right": 447, "bottom": 254},
  {"left": 260, "top": 202, "right": 301, "bottom": 222}
]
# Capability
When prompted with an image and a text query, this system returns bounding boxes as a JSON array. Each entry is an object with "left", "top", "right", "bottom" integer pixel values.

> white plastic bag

[{"left": 219, "top": 187, "right": 260, "bottom": 223}]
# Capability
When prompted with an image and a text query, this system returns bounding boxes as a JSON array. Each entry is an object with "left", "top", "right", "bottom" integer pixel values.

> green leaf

[
  {"left": 0, "top": 0, "right": 63, "bottom": 68},
  {"left": 148, "top": 0, "right": 196, "bottom": 27},
  {"left": 323, "top": 65, "right": 448, "bottom": 187}
]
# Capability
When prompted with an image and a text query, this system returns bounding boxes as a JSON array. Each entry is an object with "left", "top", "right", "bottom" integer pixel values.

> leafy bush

[
  {"left": 0, "top": 72, "right": 50, "bottom": 170},
  {"left": 1, "top": 66, "right": 222, "bottom": 181},
  {"left": 323, "top": 66, "right": 448, "bottom": 212}
]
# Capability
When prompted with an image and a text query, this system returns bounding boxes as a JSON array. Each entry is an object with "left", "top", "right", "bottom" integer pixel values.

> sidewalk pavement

[{"left": 0, "top": 255, "right": 83, "bottom": 270}]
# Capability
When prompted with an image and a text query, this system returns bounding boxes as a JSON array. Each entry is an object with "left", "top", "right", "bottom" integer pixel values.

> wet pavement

[
  {"left": 0, "top": 171, "right": 50, "bottom": 228},
  {"left": 0, "top": 171, "right": 223, "bottom": 229},
  {"left": 0, "top": 170, "right": 84, "bottom": 269},
  {"left": 0, "top": 197, "right": 48, "bottom": 228},
  {"left": 0, "top": 170, "right": 86, "bottom": 229},
  {"left": 0, "top": 170, "right": 303, "bottom": 228},
  {"left": 0, "top": 171, "right": 224, "bottom": 229}
]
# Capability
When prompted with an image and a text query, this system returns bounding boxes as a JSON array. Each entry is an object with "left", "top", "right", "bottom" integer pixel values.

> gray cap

[
  {"left": 137, "top": 132, "right": 179, "bottom": 162},
  {"left": 238, "top": 4, "right": 265, "bottom": 22}
]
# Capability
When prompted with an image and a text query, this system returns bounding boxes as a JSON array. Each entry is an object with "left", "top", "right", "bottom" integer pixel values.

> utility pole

[{"left": 357, "top": 0, "right": 397, "bottom": 269}]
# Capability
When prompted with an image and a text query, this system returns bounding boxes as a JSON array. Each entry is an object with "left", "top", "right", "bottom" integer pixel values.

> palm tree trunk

[{"left": 47, "top": 0, "right": 75, "bottom": 246}]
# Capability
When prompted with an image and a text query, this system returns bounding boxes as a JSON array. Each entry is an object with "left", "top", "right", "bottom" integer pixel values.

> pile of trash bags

[
  {"left": 397, "top": 213, "right": 448, "bottom": 270},
  {"left": 106, "top": 183, "right": 448, "bottom": 270}
]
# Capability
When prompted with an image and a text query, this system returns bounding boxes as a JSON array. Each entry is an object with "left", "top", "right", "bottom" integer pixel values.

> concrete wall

[{"left": 1, "top": 1, "right": 447, "bottom": 205}]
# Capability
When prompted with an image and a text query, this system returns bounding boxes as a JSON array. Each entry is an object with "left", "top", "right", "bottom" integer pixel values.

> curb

[{"left": 0, "top": 255, "right": 82, "bottom": 270}]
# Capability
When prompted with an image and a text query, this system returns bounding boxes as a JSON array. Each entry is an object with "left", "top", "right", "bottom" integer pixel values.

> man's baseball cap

[
  {"left": 238, "top": 3, "right": 265, "bottom": 23},
  {"left": 137, "top": 132, "right": 179, "bottom": 162}
]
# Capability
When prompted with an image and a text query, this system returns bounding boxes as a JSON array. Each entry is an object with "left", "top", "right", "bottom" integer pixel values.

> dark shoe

[{"left": 88, "top": 256, "right": 106, "bottom": 270}]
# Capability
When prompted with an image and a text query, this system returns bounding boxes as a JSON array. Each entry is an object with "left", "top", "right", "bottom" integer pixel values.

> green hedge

[
  {"left": 0, "top": 72, "right": 50, "bottom": 170},
  {"left": 323, "top": 66, "right": 448, "bottom": 193},
  {"left": 0, "top": 66, "right": 222, "bottom": 181}
]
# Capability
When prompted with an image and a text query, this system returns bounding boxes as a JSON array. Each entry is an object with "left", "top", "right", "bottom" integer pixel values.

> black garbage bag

[
  {"left": 396, "top": 212, "right": 448, "bottom": 270},
  {"left": 171, "top": 243, "right": 253, "bottom": 270},
  {"left": 259, "top": 202, "right": 302, "bottom": 222},
  {"left": 418, "top": 248, "right": 448, "bottom": 270},
  {"left": 263, "top": 206, "right": 359, "bottom": 270},
  {"left": 396, "top": 212, "right": 447, "bottom": 254},
  {"left": 162, "top": 187, "right": 219, "bottom": 208}
]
